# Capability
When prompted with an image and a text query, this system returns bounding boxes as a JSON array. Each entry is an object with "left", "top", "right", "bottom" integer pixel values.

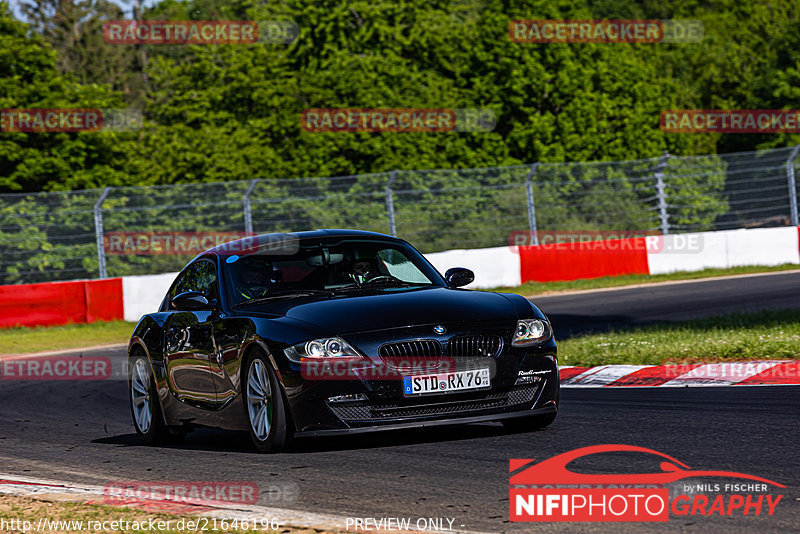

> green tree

[{"left": 20, "top": 0, "right": 144, "bottom": 101}]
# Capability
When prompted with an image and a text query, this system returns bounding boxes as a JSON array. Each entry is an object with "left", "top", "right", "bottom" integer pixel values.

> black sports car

[{"left": 127, "top": 230, "right": 559, "bottom": 452}]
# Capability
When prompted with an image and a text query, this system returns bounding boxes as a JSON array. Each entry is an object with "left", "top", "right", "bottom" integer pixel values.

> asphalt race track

[
  {"left": 2, "top": 272, "right": 800, "bottom": 533},
  {"left": 534, "top": 270, "right": 800, "bottom": 338}
]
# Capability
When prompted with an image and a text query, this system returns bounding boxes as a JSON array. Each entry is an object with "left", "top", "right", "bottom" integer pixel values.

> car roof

[{"left": 200, "top": 228, "right": 402, "bottom": 258}]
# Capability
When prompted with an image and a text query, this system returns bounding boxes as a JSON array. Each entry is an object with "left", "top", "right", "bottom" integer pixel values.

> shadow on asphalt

[
  {"left": 289, "top": 423, "right": 512, "bottom": 453},
  {"left": 92, "top": 422, "right": 521, "bottom": 455},
  {"left": 92, "top": 429, "right": 255, "bottom": 453}
]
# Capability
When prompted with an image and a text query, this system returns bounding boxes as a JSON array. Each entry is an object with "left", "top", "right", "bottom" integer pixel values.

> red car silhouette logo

[{"left": 510, "top": 444, "right": 785, "bottom": 487}]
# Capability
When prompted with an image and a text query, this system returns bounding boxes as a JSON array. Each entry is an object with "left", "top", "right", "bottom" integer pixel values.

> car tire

[
  {"left": 129, "top": 351, "right": 186, "bottom": 445},
  {"left": 501, "top": 412, "right": 557, "bottom": 433},
  {"left": 243, "top": 351, "right": 291, "bottom": 453}
]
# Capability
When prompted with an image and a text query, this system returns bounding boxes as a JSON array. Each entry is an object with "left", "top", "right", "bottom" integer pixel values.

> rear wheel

[
  {"left": 502, "top": 411, "right": 557, "bottom": 433},
  {"left": 244, "top": 353, "right": 290, "bottom": 453},
  {"left": 129, "top": 351, "right": 186, "bottom": 445}
]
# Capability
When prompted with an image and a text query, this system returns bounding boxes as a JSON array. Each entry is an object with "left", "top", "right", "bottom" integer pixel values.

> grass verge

[
  {"left": 0, "top": 494, "right": 289, "bottom": 534},
  {"left": 0, "top": 321, "right": 135, "bottom": 355},
  {"left": 558, "top": 310, "right": 800, "bottom": 367},
  {"left": 489, "top": 264, "right": 800, "bottom": 297}
]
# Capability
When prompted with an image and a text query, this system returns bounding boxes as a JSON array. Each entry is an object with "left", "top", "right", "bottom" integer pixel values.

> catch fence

[{"left": 1, "top": 145, "right": 798, "bottom": 284}]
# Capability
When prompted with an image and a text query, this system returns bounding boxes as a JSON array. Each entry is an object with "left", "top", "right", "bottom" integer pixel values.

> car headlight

[
  {"left": 512, "top": 319, "right": 552, "bottom": 347},
  {"left": 284, "top": 337, "right": 362, "bottom": 363}
]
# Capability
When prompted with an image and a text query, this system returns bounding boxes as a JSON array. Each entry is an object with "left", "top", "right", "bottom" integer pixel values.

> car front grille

[
  {"left": 447, "top": 335, "right": 503, "bottom": 358},
  {"left": 379, "top": 339, "right": 442, "bottom": 359},
  {"left": 327, "top": 384, "right": 540, "bottom": 423},
  {"left": 378, "top": 335, "right": 503, "bottom": 360},
  {"left": 378, "top": 339, "right": 442, "bottom": 368}
]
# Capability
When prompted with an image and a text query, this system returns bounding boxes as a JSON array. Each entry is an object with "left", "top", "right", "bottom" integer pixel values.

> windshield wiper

[
  {"left": 366, "top": 278, "right": 427, "bottom": 288},
  {"left": 235, "top": 289, "right": 332, "bottom": 306},
  {"left": 332, "top": 283, "right": 361, "bottom": 291},
  {"left": 334, "top": 280, "right": 427, "bottom": 291}
]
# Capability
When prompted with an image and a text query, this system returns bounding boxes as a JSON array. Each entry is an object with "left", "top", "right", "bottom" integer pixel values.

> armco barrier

[
  {"left": 646, "top": 227, "right": 800, "bottom": 275},
  {"left": 2, "top": 227, "right": 799, "bottom": 328},
  {"left": 519, "top": 237, "right": 649, "bottom": 283},
  {"left": 122, "top": 272, "right": 177, "bottom": 323},
  {"left": 520, "top": 227, "right": 800, "bottom": 283},
  {"left": 0, "top": 278, "right": 123, "bottom": 328},
  {"left": 426, "top": 246, "right": 521, "bottom": 289}
]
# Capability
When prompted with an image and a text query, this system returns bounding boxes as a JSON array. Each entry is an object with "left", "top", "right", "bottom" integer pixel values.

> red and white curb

[
  {"left": 0, "top": 475, "right": 492, "bottom": 534},
  {"left": 559, "top": 360, "right": 800, "bottom": 387}
]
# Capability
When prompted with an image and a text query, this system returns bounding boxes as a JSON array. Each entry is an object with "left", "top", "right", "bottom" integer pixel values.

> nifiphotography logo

[{"left": 510, "top": 444, "right": 784, "bottom": 522}]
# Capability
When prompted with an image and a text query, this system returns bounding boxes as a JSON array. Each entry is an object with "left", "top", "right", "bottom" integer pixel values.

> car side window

[
  {"left": 168, "top": 259, "right": 219, "bottom": 309},
  {"left": 167, "top": 267, "right": 191, "bottom": 308}
]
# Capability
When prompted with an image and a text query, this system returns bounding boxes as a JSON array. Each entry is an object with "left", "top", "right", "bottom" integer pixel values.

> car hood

[{"left": 245, "top": 287, "right": 522, "bottom": 335}]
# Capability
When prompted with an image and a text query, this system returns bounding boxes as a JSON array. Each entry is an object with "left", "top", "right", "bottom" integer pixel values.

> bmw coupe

[{"left": 127, "top": 230, "right": 559, "bottom": 452}]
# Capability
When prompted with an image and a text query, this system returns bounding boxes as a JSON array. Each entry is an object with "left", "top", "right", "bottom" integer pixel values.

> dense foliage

[
  {"left": 2, "top": 0, "right": 799, "bottom": 282},
  {"left": 5, "top": 0, "right": 800, "bottom": 191}
]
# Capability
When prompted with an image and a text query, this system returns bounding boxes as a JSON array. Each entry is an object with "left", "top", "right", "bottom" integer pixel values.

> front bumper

[
  {"left": 326, "top": 380, "right": 546, "bottom": 424},
  {"left": 281, "top": 345, "right": 559, "bottom": 434},
  {"left": 294, "top": 403, "right": 557, "bottom": 437}
]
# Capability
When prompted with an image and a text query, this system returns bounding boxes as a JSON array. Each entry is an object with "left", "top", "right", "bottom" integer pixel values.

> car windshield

[{"left": 225, "top": 238, "right": 442, "bottom": 306}]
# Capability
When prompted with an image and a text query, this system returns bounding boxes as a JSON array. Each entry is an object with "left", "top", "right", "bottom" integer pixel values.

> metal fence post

[
  {"left": 94, "top": 187, "right": 111, "bottom": 279},
  {"left": 243, "top": 178, "right": 259, "bottom": 234},
  {"left": 386, "top": 170, "right": 398, "bottom": 236},
  {"left": 525, "top": 163, "right": 540, "bottom": 245},
  {"left": 785, "top": 145, "right": 800, "bottom": 227},
  {"left": 654, "top": 152, "right": 671, "bottom": 235}
]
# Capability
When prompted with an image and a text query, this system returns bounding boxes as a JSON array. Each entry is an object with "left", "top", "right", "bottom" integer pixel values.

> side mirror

[
  {"left": 445, "top": 267, "right": 474, "bottom": 288},
  {"left": 171, "top": 291, "right": 210, "bottom": 311}
]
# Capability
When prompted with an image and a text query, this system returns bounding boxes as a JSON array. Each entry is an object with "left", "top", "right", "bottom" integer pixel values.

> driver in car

[
  {"left": 236, "top": 260, "right": 271, "bottom": 300},
  {"left": 350, "top": 257, "right": 381, "bottom": 284}
]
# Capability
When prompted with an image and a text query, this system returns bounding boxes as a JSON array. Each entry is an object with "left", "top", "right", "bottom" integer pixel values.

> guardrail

[{"left": 1, "top": 145, "right": 799, "bottom": 285}]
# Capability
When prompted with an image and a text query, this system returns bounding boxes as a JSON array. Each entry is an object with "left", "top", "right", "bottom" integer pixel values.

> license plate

[{"left": 403, "top": 368, "right": 491, "bottom": 396}]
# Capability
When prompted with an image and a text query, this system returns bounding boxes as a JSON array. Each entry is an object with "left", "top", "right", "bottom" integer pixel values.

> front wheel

[
  {"left": 244, "top": 353, "right": 290, "bottom": 453},
  {"left": 502, "top": 411, "right": 557, "bottom": 433},
  {"left": 129, "top": 352, "right": 186, "bottom": 444}
]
